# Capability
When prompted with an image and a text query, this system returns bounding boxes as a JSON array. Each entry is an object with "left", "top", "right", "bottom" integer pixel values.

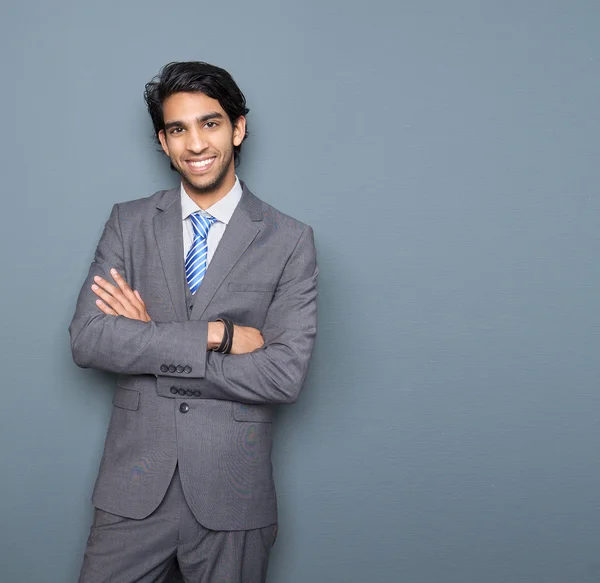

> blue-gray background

[{"left": 1, "top": 1, "right": 599, "bottom": 582}]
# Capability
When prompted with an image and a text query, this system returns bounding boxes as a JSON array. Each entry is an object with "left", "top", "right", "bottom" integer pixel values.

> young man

[{"left": 70, "top": 61, "right": 318, "bottom": 583}]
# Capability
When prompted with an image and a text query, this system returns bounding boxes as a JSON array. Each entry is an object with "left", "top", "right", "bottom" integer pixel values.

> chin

[{"left": 184, "top": 172, "right": 226, "bottom": 195}]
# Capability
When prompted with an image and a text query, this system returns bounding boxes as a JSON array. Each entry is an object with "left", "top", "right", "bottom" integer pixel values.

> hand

[
  {"left": 207, "top": 322, "right": 264, "bottom": 354},
  {"left": 231, "top": 324, "right": 264, "bottom": 354},
  {"left": 91, "top": 268, "right": 151, "bottom": 322}
]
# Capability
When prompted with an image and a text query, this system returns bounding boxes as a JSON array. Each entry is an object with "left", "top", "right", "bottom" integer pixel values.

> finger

[
  {"left": 95, "top": 299, "right": 119, "bottom": 316},
  {"left": 92, "top": 283, "right": 126, "bottom": 313},
  {"left": 111, "top": 269, "right": 137, "bottom": 300},
  {"left": 94, "top": 275, "right": 136, "bottom": 313},
  {"left": 94, "top": 275, "right": 126, "bottom": 301},
  {"left": 110, "top": 270, "right": 148, "bottom": 313},
  {"left": 134, "top": 290, "right": 146, "bottom": 306}
]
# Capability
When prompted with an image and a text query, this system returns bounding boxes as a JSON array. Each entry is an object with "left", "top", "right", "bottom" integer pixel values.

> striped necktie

[{"left": 185, "top": 212, "right": 217, "bottom": 294}]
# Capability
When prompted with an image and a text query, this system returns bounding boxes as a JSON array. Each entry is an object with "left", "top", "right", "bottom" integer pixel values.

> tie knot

[{"left": 190, "top": 212, "right": 217, "bottom": 239}]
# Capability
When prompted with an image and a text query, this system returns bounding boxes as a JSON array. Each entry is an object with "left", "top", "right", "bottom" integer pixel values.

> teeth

[{"left": 189, "top": 158, "right": 214, "bottom": 168}]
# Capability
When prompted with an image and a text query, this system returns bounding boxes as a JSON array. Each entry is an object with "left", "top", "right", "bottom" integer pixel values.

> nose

[{"left": 186, "top": 128, "right": 208, "bottom": 153}]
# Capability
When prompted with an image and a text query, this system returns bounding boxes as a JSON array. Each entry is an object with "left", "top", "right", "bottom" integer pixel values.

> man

[{"left": 69, "top": 61, "right": 318, "bottom": 583}]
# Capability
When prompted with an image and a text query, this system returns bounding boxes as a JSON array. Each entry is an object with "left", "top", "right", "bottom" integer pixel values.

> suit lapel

[
  {"left": 153, "top": 187, "right": 188, "bottom": 321},
  {"left": 190, "top": 185, "right": 264, "bottom": 321}
]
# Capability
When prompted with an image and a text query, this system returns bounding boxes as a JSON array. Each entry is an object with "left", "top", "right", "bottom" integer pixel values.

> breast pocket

[
  {"left": 222, "top": 282, "right": 278, "bottom": 329},
  {"left": 228, "top": 283, "right": 277, "bottom": 293}
]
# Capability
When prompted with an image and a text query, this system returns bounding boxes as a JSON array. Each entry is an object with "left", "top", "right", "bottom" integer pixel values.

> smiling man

[{"left": 70, "top": 61, "right": 318, "bottom": 583}]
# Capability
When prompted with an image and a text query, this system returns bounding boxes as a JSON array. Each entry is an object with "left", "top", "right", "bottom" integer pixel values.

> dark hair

[{"left": 144, "top": 61, "right": 249, "bottom": 165}]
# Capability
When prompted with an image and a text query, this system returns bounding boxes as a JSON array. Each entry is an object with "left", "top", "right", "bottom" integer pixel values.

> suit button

[
  {"left": 186, "top": 389, "right": 193, "bottom": 396},
  {"left": 178, "top": 388, "right": 186, "bottom": 396},
  {"left": 194, "top": 390, "right": 201, "bottom": 397},
  {"left": 179, "top": 403, "right": 190, "bottom": 414},
  {"left": 184, "top": 366, "right": 192, "bottom": 374},
  {"left": 160, "top": 364, "right": 168, "bottom": 373},
  {"left": 176, "top": 365, "right": 184, "bottom": 373},
  {"left": 170, "top": 386, "right": 178, "bottom": 395},
  {"left": 168, "top": 365, "right": 176, "bottom": 373}
]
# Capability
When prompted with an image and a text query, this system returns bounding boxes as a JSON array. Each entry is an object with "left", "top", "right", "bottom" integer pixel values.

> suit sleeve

[
  {"left": 193, "top": 225, "right": 318, "bottom": 405},
  {"left": 69, "top": 204, "right": 210, "bottom": 378}
]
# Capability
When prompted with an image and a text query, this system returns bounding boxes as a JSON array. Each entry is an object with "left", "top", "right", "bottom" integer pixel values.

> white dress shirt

[{"left": 180, "top": 176, "right": 243, "bottom": 266}]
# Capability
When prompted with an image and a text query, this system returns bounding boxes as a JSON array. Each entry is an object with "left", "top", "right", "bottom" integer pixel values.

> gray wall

[{"left": 1, "top": 1, "right": 599, "bottom": 582}]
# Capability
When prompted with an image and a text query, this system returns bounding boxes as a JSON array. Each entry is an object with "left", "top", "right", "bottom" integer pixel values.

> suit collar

[
  {"left": 155, "top": 186, "right": 180, "bottom": 212},
  {"left": 238, "top": 181, "right": 264, "bottom": 222}
]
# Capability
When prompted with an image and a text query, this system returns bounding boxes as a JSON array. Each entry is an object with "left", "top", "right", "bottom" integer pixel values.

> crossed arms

[
  {"left": 91, "top": 268, "right": 264, "bottom": 355},
  {"left": 69, "top": 204, "right": 318, "bottom": 405}
]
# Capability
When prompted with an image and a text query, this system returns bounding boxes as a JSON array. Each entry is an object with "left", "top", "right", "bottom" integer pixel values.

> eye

[
  {"left": 204, "top": 121, "right": 218, "bottom": 129},
  {"left": 169, "top": 127, "right": 184, "bottom": 135}
]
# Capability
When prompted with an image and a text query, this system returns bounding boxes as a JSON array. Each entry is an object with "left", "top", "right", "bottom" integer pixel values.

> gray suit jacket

[{"left": 69, "top": 183, "right": 318, "bottom": 531}]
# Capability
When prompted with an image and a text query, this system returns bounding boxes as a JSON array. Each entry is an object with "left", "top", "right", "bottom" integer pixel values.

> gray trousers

[{"left": 79, "top": 468, "right": 277, "bottom": 583}]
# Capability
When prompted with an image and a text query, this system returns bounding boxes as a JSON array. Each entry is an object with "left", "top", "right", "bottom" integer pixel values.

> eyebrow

[{"left": 164, "top": 112, "right": 225, "bottom": 131}]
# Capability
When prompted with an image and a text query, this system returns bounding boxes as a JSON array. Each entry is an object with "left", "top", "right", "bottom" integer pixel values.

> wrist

[{"left": 207, "top": 321, "right": 225, "bottom": 351}]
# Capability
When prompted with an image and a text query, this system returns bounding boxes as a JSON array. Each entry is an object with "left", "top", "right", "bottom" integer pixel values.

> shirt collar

[{"left": 180, "top": 176, "right": 243, "bottom": 225}]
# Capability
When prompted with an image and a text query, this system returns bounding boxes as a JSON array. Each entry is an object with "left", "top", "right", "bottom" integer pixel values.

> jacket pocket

[
  {"left": 232, "top": 402, "right": 274, "bottom": 423},
  {"left": 228, "top": 282, "right": 277, "bottom": 293},
  {"left": 113, "top": 385, "right": 140, "bottom": 411}
]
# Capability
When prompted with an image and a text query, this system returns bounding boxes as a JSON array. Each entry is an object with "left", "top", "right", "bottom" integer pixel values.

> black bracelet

[
  {"left": 214, "top": 318, "right": 234, "bottom": 354},
  {"left": 215, "top": 318, "right": 228, "bottom": 353},
  {"left": 222, "top": 319, "right": 234, "bottom": 354}
]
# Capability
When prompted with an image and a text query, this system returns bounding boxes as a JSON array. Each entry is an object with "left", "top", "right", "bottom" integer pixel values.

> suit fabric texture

[
  {"left": 79, "top": 468, "right": 277, "bottom": 583},
  {"left": 69, "top": 183, "right": 318, "bottom": 531}
]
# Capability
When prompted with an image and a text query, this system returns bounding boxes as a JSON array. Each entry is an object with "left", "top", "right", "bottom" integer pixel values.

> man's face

[{"left": 158, "top": 92, "right": 245, "bottom": 197}]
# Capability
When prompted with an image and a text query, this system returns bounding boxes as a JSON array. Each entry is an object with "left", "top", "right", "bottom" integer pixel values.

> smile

[{"left": 187, "top": 157, "right": 216, "bottom": 172}]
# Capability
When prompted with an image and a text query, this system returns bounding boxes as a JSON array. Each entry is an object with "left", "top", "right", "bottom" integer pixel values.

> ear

[
  {"left": 232, "top": 116, "right": 246, "bottom": 147},
  {"left": 158, "top": 130, "right": 170, "bottom": 156}
]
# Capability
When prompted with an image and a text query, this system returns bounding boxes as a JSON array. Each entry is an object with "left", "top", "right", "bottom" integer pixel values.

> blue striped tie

[{"left": 185, "top": 212, "right": 217, "bottom": 294}]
